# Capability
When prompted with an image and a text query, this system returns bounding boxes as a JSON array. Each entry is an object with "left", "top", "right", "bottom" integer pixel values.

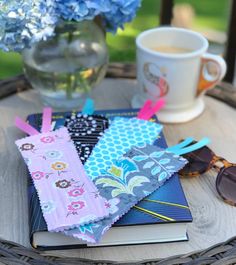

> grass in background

[
  {"left": 0, "top": 0, "right": 230, "bottom": 79},
  {"left": 107, "top": 0, "right": 229, "bottom": 62},
  {"left": 178, "top": 0, "right": 230, "bottom": 31},
  {"left": 0, "top": 51, "right": 22, "bottom": 79}
]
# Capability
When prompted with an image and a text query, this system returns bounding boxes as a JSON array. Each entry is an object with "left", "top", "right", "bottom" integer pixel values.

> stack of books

[{"left": 27, "top": 109, "right": 192, "bottom": 250}]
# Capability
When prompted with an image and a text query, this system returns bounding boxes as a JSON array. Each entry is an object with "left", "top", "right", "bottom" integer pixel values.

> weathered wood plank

[
  {"left": 0, "top": 74, "right": 31, "bottom": 99},
  {"left": 0, "top": 64, "right": 235, "bottom": 109}
]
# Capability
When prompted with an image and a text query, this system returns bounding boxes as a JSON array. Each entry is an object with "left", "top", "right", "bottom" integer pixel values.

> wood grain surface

[
  {"left": 1, "top": 68, "right": 236, "bottom": 108},
  {"left": 0, "top": 78, "right": 235, "bottom": 262}
]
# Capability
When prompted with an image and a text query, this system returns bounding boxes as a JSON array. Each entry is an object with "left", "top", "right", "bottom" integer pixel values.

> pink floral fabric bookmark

[{"left": 15, "top": 108, "right": 109, "bottom": 232}]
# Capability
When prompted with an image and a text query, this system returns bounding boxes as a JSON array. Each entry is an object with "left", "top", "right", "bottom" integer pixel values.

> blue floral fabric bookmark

[{"left": 64, "top": 143, "right": 187, "bottom": 243}]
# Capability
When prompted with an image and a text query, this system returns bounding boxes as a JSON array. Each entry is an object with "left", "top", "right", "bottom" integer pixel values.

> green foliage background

[{"left": 0, "top": 0, "right": 229, "bottom": 79}]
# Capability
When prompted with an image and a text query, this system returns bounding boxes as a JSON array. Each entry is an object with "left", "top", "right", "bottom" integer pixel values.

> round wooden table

[{"left": 0, "top": 77, "right": 236, "bottom": 263}]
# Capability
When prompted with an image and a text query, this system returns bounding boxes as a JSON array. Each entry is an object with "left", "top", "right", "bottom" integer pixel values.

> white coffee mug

[{"left": 132, "top": 27, "right": 227, "bottom": 123}]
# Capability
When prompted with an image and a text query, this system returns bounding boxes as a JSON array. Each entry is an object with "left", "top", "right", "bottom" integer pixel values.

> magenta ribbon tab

[{"left": 137, "top": 98, "right": 165, "bottom": 120}]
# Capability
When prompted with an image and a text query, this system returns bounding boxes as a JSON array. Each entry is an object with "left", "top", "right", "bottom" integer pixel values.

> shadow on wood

[{"left": 0, "top": 63, "right": 235, "bottom": 109}]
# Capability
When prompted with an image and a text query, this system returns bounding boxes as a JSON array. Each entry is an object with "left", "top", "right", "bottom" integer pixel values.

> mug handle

[{"left": 197, "top": 53, "right": 227, "bottom": 96}]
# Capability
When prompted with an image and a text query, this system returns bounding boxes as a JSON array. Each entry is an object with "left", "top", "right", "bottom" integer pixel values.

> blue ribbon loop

[
  {"left": 169, "top": 137, "right": 211, "bottom": 156},
  {"left": 82, "top": 98, "right": 95, "bottom": 115}
]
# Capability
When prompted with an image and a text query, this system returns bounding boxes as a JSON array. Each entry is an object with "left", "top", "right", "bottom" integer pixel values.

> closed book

[{"left": 27, "top": 109, "right": 192, "bottom": 250}]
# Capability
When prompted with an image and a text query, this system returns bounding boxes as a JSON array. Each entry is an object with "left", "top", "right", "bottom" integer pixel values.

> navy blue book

[{"left": 27, "top": 109, "right": 192, "bottom": 250}]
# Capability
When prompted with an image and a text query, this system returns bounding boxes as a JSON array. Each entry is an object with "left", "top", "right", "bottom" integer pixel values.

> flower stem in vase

[
  {"left": 80, "top": 69, "right": 93, "bottom": 94},
  {"left": 66, "top": 74, "right": 74, "bottom": 99},
  {"left": 65, "top": 31, "right": 75, "bottom": 100}
]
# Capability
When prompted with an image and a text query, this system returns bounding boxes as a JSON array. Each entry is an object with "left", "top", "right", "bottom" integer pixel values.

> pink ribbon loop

[
  {"left": 137, "top": 98, "right": 165, "bottom": 120},
  {"left": 15, "top": 117, "right": 39, "bottom": 136},
  {"left": 41, "top": 107, "right": 52, "bottom": 133},
  {"left": 15, "top": 107, "right": 53, "bottom": 136},
  {"left": 137, "top": 99, "right": 152, "bottom": 119}
]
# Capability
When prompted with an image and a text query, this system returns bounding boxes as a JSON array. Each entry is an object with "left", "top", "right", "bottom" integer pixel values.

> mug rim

[{"left": 136, "top": 27, "right": 209, "bottom": 59}]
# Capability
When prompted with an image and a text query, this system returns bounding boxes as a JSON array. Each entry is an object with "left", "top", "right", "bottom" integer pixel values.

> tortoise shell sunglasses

[{"left": 179, "top": 140, "right": 236, "bottom": 206}]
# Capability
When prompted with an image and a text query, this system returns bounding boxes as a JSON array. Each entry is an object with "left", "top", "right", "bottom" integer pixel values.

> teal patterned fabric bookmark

[
  {"left": 64, "top": 143, "right": 187, "bottom": 243},
  {"left": 85, "top": 117, "right": 163, "bottom": 180}
]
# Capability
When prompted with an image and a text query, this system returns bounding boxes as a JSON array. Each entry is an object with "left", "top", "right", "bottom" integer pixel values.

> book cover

[{"left": 27, "top": 109, "right": 192, "bottom": 248}]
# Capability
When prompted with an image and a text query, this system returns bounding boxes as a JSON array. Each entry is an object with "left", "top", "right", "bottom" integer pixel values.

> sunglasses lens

[
  {"left": 216, "top": 166, "right": 236, "bottom": 204},
  {"left": 180, "top": 147, "right": 214, "bottom": 176}
]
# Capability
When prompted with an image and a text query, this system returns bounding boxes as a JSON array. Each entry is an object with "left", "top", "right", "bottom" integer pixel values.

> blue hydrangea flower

[
  {"left": 54, "top": 0, "right": 110, "bottom": 21},
  {"left": 0, "top": 0, "right": 57, "bottom": 51},
  {"left": 102, "top": 0, "right": 142, "bottom": 32},
  {"left": 55, "top": 0, "right": 142, "bottom": 32},
  {"left": 0, "top": 0, "right": 142, "bottom": 52}
]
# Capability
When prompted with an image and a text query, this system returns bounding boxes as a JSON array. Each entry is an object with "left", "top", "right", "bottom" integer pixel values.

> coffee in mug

[
  {"left": 132, "top": 27, "right": 227, "bottom": 123},
  {"left": 151, "top": 46, "right": 193, "bottom": 54}
]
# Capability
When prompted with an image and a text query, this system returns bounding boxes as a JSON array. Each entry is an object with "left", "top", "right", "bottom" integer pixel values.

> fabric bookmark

[
  {"left": 64, "top": 143, "right": 188, "bottom": 243},
  {"left": 84, "top": 116, "right": 163, "bottom": 180},
  {"left": 15, "top": 109, "right": 109, "bottom": 232},
  {"left": 65, "top": 113, "right": 110, "bottom": 163}
]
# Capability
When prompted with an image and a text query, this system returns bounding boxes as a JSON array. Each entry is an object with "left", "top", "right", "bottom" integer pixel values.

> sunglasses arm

[{"left": 212, "top": 155, "right": 234, "bottom": 171}]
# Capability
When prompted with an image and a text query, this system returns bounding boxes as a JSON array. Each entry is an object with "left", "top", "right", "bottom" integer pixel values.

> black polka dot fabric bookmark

[{"left": 65, "top": 114, "right": 110, "bottom": 163}]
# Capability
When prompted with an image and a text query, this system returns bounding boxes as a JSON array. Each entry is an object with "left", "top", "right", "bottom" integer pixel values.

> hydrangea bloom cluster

[
  {"left": 0, "top": 0, "right": 141, "bottom": 52},
  {"left": 55, "top": 0, "right": 142, "bottom": 32},
  {"left": 0, "top": 0, "right": 57, "bottom": 51}
]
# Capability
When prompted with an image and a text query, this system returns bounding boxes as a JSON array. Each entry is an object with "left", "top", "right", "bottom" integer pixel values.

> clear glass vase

[{"left": 22, "top": 20, "right": 108, "bottom": 110}]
